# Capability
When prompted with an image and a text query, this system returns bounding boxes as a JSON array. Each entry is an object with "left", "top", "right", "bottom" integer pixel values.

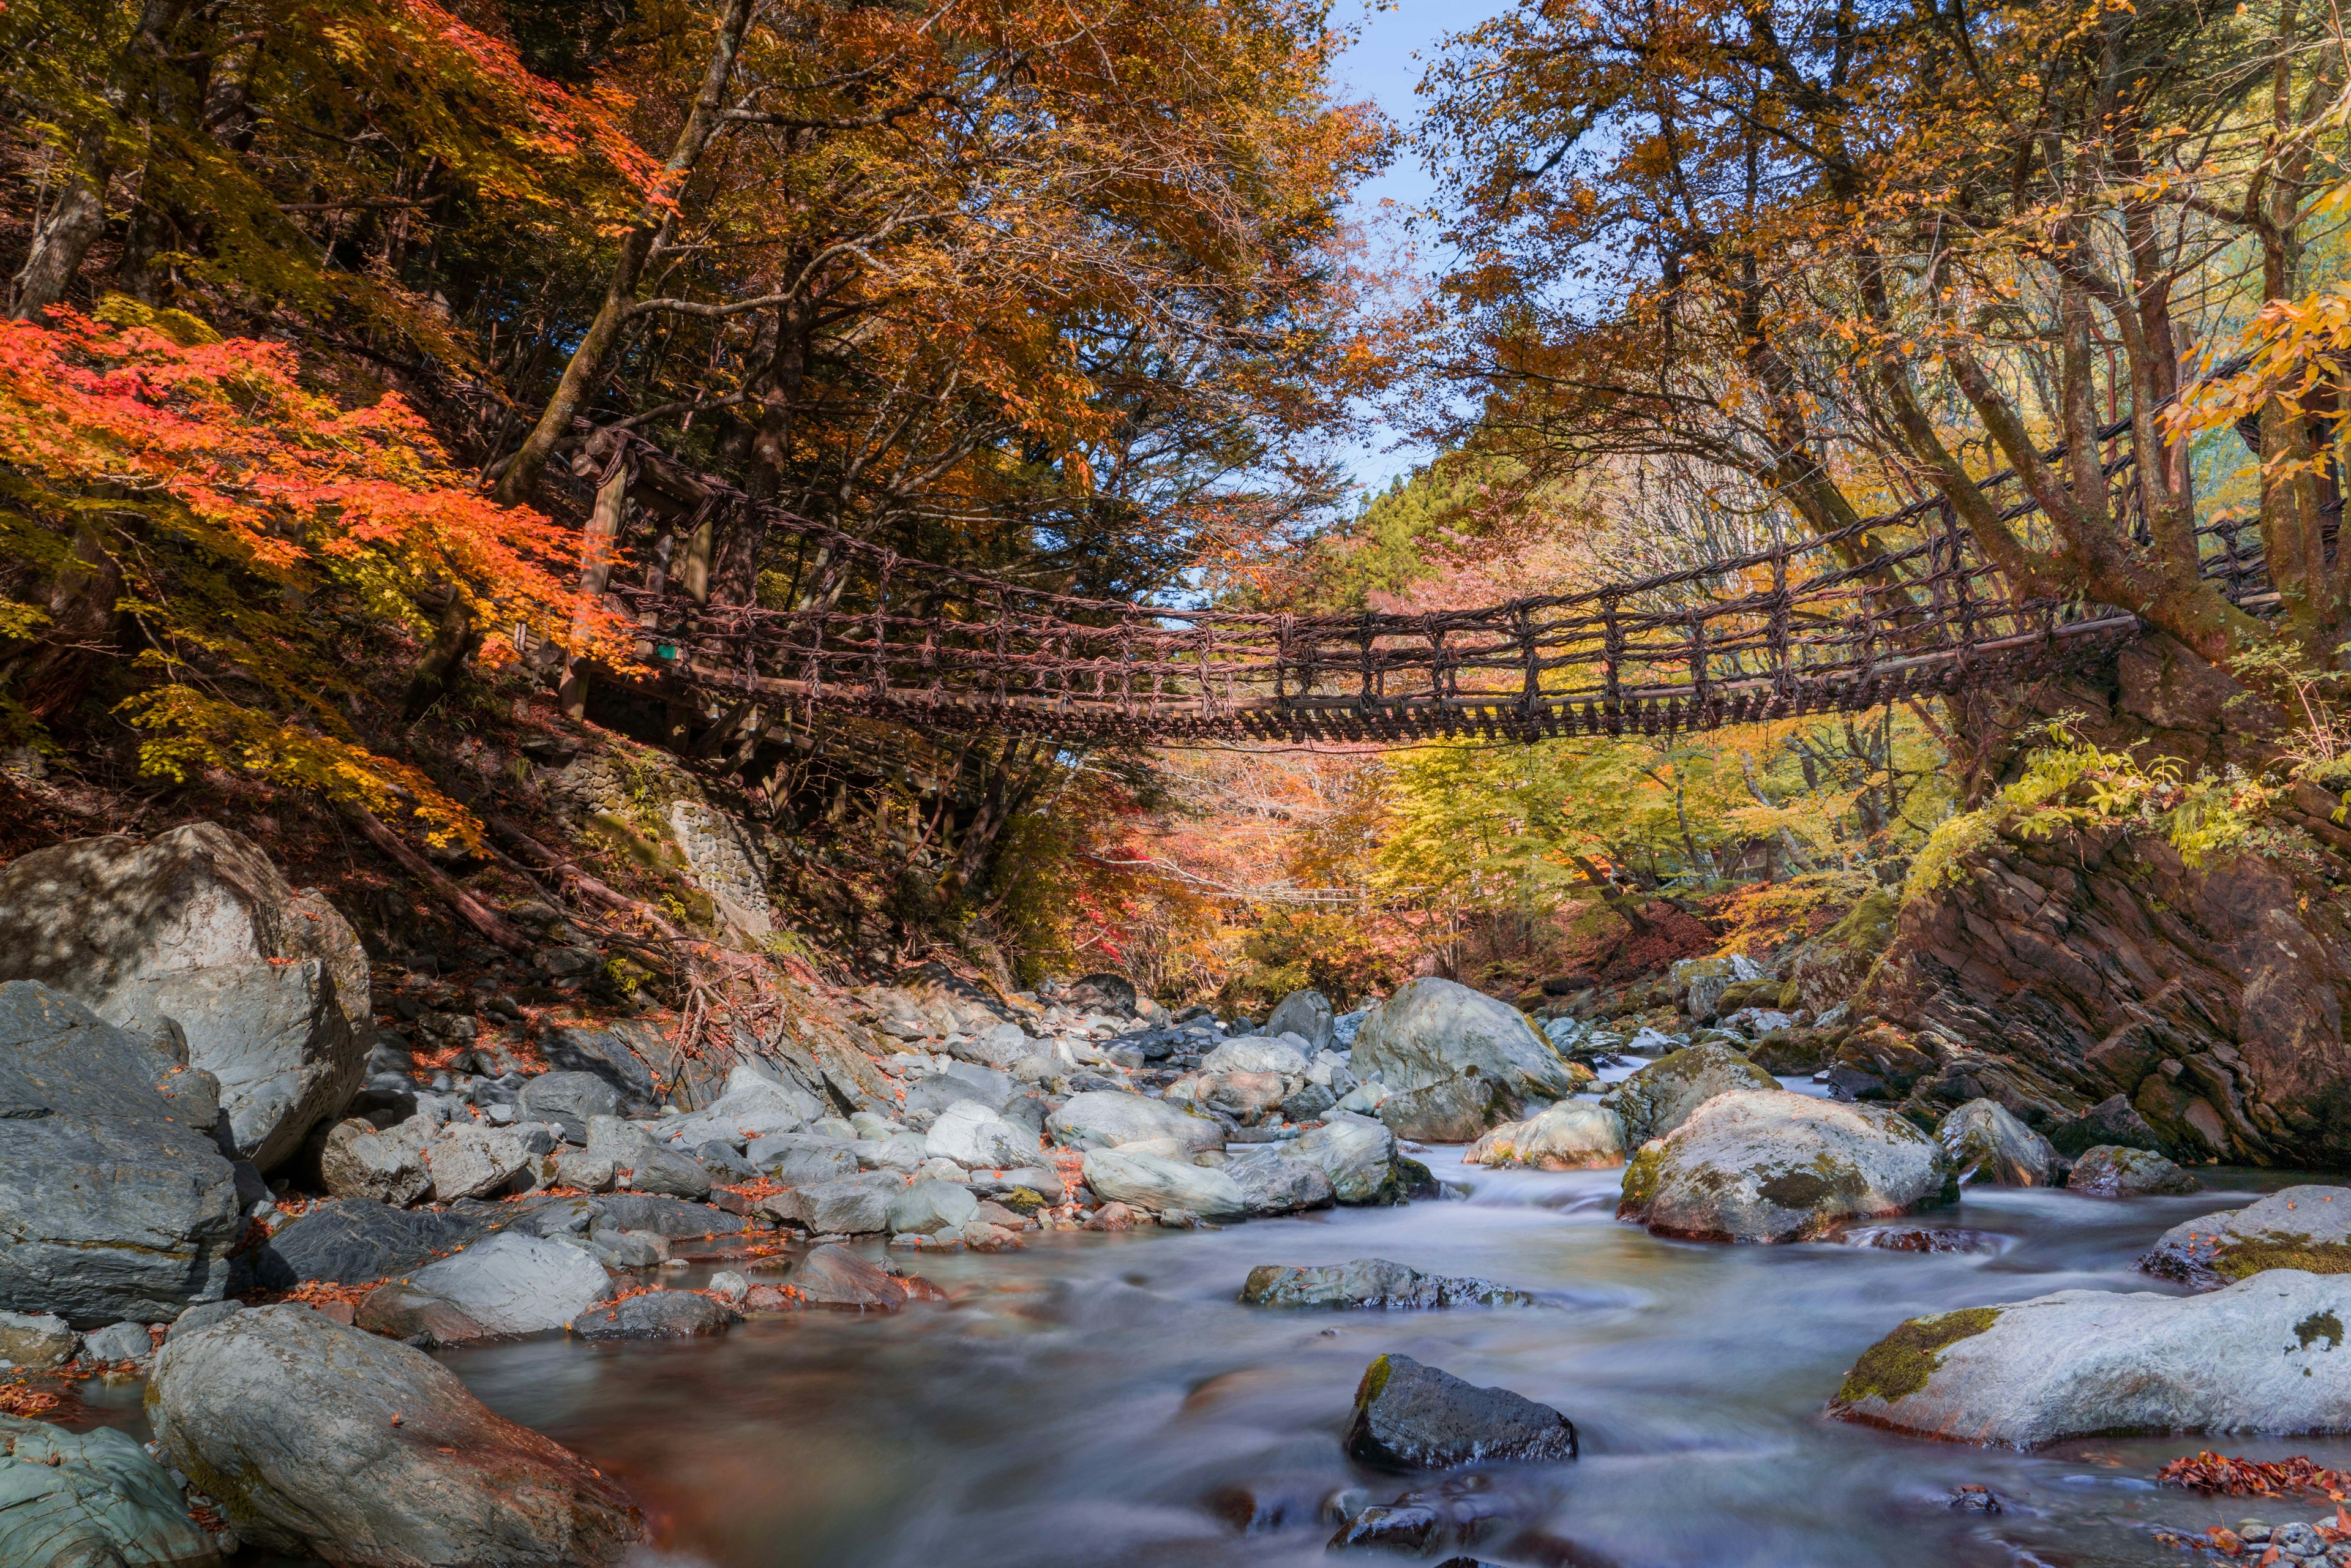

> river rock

[
  {"left": 0, "top": 825, "right": 372, "bottom": 1172},
  {"left": 539, "top": 1023, "right": 662, "bottom": 1113},
  {"left": 585, "top": 1114, "right": 711, "bottom": 1199},
  {"left": 1599, "top": 1040, "right": 1777, "bottom": 1145},
  {"left": 354, "top": 1281, "right": 487, "bottom": 1347},
  {"left": 240, "top": 1198, "right": 487, "bottom": 1289},
  {"left": 2066, "top": 1144, "right": 2200, "bottom": 1196},
  {"left": 792, "top": 1243, "right": 906, "bottom": 1310},
  {"left": 426, "top": 1120, "right": 536, "bottom": 1201},
  {"left": 167, "top": 1300, "right": 241, "bottom": 1341},
  {"left": 0, "top": 1311, "right": 77, "bottom": 1368},
  {"left": 570, "top": 1289, "right": 732, "bottom": 1340},
  {"left": 2139, "top": 1185, "right": 2351, "bottom": 1288},
  {"left": 1345, "top": 1352, "right": 1578, "bottom": 1470},
  {"left": 82, "top": 1321, "right": 153, "bottom": 1362},
  {"left": 1829, "top": 1270, "right": 2351, "bottom": 1447},
  {"left": 1289, "top": 1113, "right": 1407, "bottom": 1204},
  {"left": 0, "top": 1413, "right": 219, "bottom": 1567},
  {"left": 1240, "top": 1259, "right": 1532, "bottom": 1309},
  {"left": 1199, "top": 1035, "right": 1311, "bottom": 1077},
  {"left": 517, "top": 1071, "right": 621, "bottom": 1143},
  {"left": 765, "top": 1172, "right": 899, "bottom": 1234},
  {"left": 924, "top": 1100, "right": 1034, "bottom": 1169},
  {"left": 1375, "top": 1075, "right": 1498, "bottom": 1142},
  {"left": 147, "top": 1303, "right": 642, "bottom": 1563},
  {"left": 1081, "top": 1149, "right": 1248, "bottom": 1220},
  {"left": 654, "top": 1066, "right": 820, "bottom": 1149},
  {"left": 1937, "top": 1099, "right": 2057, "bottom": 1187},
  {"left": 1464, "top": 1103, "right": 1625, "bottom": 1170},
  {"left": 1349, "top": 978, "right": 1586, "bottom": 1136},
  {"left": 397, "top": 1232, "right": 613, "bottom": 1336},
  {"left": 1046, "top": 1090, "right": 1222, "bottom": 1153},
  {"left": 1264, "top": 989, "right": 1337, "bottom": 1052},
  {"left": 0, "top": 981, "right": 242, "bottom": 1324},
  {"left": 1669, "top": 954, "right": 1764, "bottom": 1019},
  {"left": 902, "top": 1062, "right": 1016, "bottom": 1119},
  {"left": 585, "top": 1191, "right": 754, "bottom": 1239},
  {"left": 318, "top": 1114, "right": 433, "bottom": 1206},
  {"left": 1620, "top": 1089, "right": 1952, "bottom": 1243},
  {"left": 887, "top": 1180, "right": 978, "bottom": 1236},
  {"left": 747, "top": 1134, "right": 858, "bottom": 1186},
  {"left": 1223, "top": 1150, "right": 1335, "bottom": 1215}
]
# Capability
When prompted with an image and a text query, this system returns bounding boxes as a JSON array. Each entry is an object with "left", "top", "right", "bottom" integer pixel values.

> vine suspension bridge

[{"left": 571, "top": 424, "right": 2270, "bottom": 747}]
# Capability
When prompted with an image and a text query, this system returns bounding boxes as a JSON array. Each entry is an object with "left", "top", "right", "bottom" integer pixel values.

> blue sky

[{"left": 1327, "top": 0, "right": 1510, "bottom": 495}]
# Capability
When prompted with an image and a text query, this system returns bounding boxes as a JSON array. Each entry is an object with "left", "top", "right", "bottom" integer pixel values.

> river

[{"left": 411, "top": 1151, "right": 2341, "bottom": 1568}]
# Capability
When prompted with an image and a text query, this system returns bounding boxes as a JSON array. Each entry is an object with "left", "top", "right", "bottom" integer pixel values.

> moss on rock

[
  {"left": 1837, "top": 1306, "right": 2001, "bottom": 1405},
  {"left": 2217, "top": 1242, "right": 2351, "bottom": 1282}
]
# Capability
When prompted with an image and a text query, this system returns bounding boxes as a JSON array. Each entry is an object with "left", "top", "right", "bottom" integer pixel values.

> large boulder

[
  {"left": 238, "top": 1199, "right": 486, "bottom": 1289},
  {"left": 1829, "top": 1271, "right": 2351, "bottom": 1448},
  {"left": 1936, "top": 1098, "right": 2057, "bottom": 1187},
  {"left": 148, "top": 1303, "right": 642, "bottom": 1564},
  {"left": 2066, "top": 1144, "right": 2200, "bottom": 1196},
  {"left": 1264, "top": 989, "right": 1336, "bottom": 1052},
  {"left": 792, "top": 1243, "right": 907, "bottom": 1310},
  {"left": 0, "top": 824, "right": 369, "bottom": 1171},
  {"left": 1240, "top": 1259, "right": 1531, "bottom": 1309},
  {"left": 885, "top": 1180, "right": 978, "bottom": 1237},
  {"left": 1045, "top": 1090, "right": 1221, "bottom": 1153},
  {"left": 763, "top": 1172, "right": 899, "bottom": 1234},
  {"left": 1599, "top": 1040, "right": 1777, "bottom": 1146},
  {"left": 1345, "top": 1353, "right": 1578, "bottom": 1469},
  {"left": 1349, "top": 978, "right": 1586, "bottom": 1137},
  {"left": 395, "top": 1233, "right": 613, "bottom": 1336},
  {"left": 318, "top": 1116, "right": 433, "bottom": 1206},
  {"left": 1223, "top": 1150, "right": 1335, "bottom": 1215},
  {"left": 1619, "top": 1090, "right": 1952, "bottom": 1243},
  {"left": 1289, "top": 1112, "right": 1410, "bottom": 1204},
  {"left": 0, "top": 1414, "right": 219, "bottom": 1567},
  {"left": 0, "top": 982, "right": 242, "bottom": 1324},
  {"left": 654, "top": 1065, "right": 820, "bottom": 1149},
  {"left": 924, "top": 1100, "right": 1033, "bottom": 1169},
  {"left": 1198, "top": 1035, "right": 1311, "bottom": 1078},
  {"left": 1080, "top": 1149, "right": 1247, "bottom": 1221},
  {"left": 584, "top": 1116, "right": 710, "bottom": 1200},
  {"left": 569, "top": 1289, "right": 732, "bottom": 1340},
  {"left": 538, "top": 1024, "right": 662, "bottom": 1114},
  {"left": 2140, "top": 1185, "right": 2351, "bottom": 1289},
  {"left": 1464, "top": 1102, "right": 1625, "bottom": 1170},
  {"left": 424, "top": 1121, "right": 537, "bottom": 1201},
  {"left": 1668, "top": 954, "right": 1764, "bottom": 1019},
  {"left": 516, "top": 1072, "right": 620, "bottom": 1144},
  {"left": 1863, "top": 789, "right": 2351, "bottom": 1167}
]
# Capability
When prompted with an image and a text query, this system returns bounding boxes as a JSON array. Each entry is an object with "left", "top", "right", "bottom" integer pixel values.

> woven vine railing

[{"left": 585, "top": 422, "right": 2277, "bottom": 745}]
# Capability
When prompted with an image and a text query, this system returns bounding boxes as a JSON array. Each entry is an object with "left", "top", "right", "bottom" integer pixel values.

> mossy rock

[{"left": 1837, "top": 1307, "right": 2001, "bottom": 1404}]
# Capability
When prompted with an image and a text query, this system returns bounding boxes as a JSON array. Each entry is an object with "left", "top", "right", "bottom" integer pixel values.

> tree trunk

[
  {"left": 493, "top": 0, "right": 754, "bottom": 506},
  {"left": 560, "top": 452, "right": 632, "bottom": 719},
  {"left": 402, "top": 594, "right": 482, "bottom": 721},
  {"left": 12, "top": 132, "right": 110, "bottom": 321}
]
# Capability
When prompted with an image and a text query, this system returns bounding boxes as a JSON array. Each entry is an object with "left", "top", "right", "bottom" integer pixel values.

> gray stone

[
  {"left": 0, "top": 1414, "right": 219, "bottom": 1567},
  {"left": 2139, "top": 1185, "right": 2351, "bottom": 1289},
  {"left": 1599, "top": 1040, "right": 1778, "bottom": 1146},
  {"left": 655, "top": 1065, "right": 819, "bottom": 1148},
  {"left": 517, "top": 1071, "right": 621, "bottom": 1144},
  {"left": 1669, "top": 953, "right": 1764, "bottom": 1018},
  {"left": 1620, "top": 1089, "right": 1952, "bottom": 1243},
  {"left": 1264, "top": 989, "right": 1336, "bottom": 1053},
  {"left": 901, "top": 1063, "right": 1016, "bottom": 1119},
  {"left": 1938, "top": 1099, "right": 2058, "bottom": 1187},
  {"left": 318, "top": 1114, "right": 433, "bottom": 1206},
  {"left": 0, "top": 1311, "right": 76, "bottom": 1368},
  {"left": 399, "top": 1233, "right": 613, "bottom": 1336},
  {"left": 1345, "top": 1353, "right": 1578, "bottom": 1470},
  {"left": 241, "top": 1199, "right": 487, "bottom": 1289},
  {"left": 1376, "top": 1075, "right": 1497, "bottom": 1142},
  {"left": 1464, "top": 1102, "right": 1626, "bottom": 1170},
  {"left": 426, "top": 1120, "right": 536, "bottom": 1201},
  {"left": 539, "top": 1024, "right": 662, "bottom": 1113},
  {"left": 80, "top": 1321, "right": 152, "bottom": 1363},
  {"left": 1289, "top": 1112, "right": 1406, "bottom": 1204},
  {"left": 569, "top": 1289, "right": 732, "bottom": 1340},
  {"left": 552, "top": 1150, "right": 617, "bottom": 1191},
  {"left": 353, "top": 1281, "right": 487, "bottom": 1348},
  {"left": 949, "top": 1022, "right": 1033, "bottom": 1070},
  {"left": 792, "top": 1243, "right": 904, "bottom": 1310},
  {"left": 0, "top": 824, "right": 370, "bottom": 1172},
  {"left": 745, "top": 1134, "right": 858, "bottom": 1185},
  {"left": 1349, "top": 978, "right": 1583, "bottom": 1136},
  {"left": 1281, "top": 1082, "right": 1338, "bottom": 1122},
  {"left": 765, "top": 1172, "right": 899, "bottom": 1234},
  {"left": 564, "top": 1191, "right": 751, "bottom": 1239},
  {"left": 166, "top": 1300, "right": 241, "bottom": 1341},
  {"left": 1223, "top": 1150, "right": 1335, "bottom": 1215},
  {"left": 146, "top": 1303, "right": 641, "bottom": 1563},
  {"left": 1240, "top": 1259, "right": 1532, "bottom": 1309},
  {"left": 924, "top": 1100, "right": 1034, "bottom": 1169},
  {"left": 1081, "top": 1149, "right": 1247, "bottom": 1221},
  {"left": 2066, "top": 1144, "right": 2201, "bottom": 1196},
  {"left": 0, "top": 983, "right": 242, "bottom": 1324},
  {"left": 1829, "top": 1271, "right": 2351, "bottom": 1448},
  {"left": 1046, "top": 1090, "right": 1222, "bottom": 1153},
  {"left": 1199, "top": 1035, "right": 1311, "bottom": 1077},
  {"left": 585, "top": 1115, "right": 711, "bottom": 1199},
  {"left": 886, "top": 1180, "right": 978, "bottom": 1236}
]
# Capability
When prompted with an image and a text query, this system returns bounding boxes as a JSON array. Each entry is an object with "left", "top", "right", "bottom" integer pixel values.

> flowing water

[{"left": 410, "top": 1154, "right": 2345, "bottom": 1568}]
